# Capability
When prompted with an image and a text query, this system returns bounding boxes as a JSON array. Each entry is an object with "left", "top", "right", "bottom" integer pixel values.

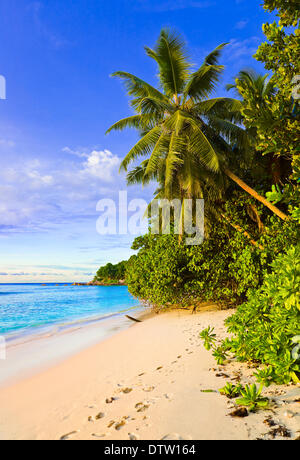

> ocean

[{"left": 0, "top": 283, "right": 141, "bottom": 340}]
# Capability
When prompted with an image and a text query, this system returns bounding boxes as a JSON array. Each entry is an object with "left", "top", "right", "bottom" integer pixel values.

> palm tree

[
  {"left": 107, "top": 29, "right": 288, "bottom": 221},
  {"left": 226, "top": 69, "right": 276, "bottom": 104},
  {"left": 227, "top": 69, "right": 291, "bottom": 186}
]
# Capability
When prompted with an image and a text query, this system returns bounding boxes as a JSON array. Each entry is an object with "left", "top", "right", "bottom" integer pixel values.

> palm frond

[
  {"left": 183, "top": 64, "right": 224, "bottom": 102},
  {"left": 111, "top": 71, "right": 168, "bottom": 104},
  {"left": 226, "top": 69, "right": 276, "bottom": 100},
  {"left": 126, "top": 160, "right": 157, "bottom": 186},
  {"left": 120, "top": 125, "right": 162, "bottom": 171},
  {"left": 106, "top": 114, "right": 155, "bottom": 134},
  {"left": 145, "top": 28, "right": 191, "bottom": 98},
  {"left": 126, "top": 162, "right": 148, "bottom": 185},
  {"left": 193, "top": 97, "right": 243, "bottom": 115},
  {"left": 188, "top": 123, "right": 220, "bottom": 172},
  {"left": 162, "top": 109, "right": 189, "bottom": 134},
  {"left": 138, "top": 97, "right": 174, "bottom": 116},
  {"left": 165, "top": 133, "right": 186, "bottom": 189},
  {"left": 203, "top": 43, "right": 228, "bottom": 65},
  {"left": 206, "top": 115, "right": 250, "bottom": 151},
  {"left": 145, "top": 132, "right": 170, "bottom": 176}
]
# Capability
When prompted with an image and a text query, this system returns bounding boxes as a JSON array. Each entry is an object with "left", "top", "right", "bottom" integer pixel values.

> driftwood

[{"left": 126, "top": 315, "right": 142, "bottom": 323}]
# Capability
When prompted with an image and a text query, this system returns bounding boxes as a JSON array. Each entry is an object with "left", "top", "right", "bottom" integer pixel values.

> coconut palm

[
  {"left": 107, "top": 29, "right": 288, "bottom": 220},
  {"left": 226, "top": 69, "right": 276, "bottom": 105},
  {"left": 227, "top": 69, "right": 291, "bottom": 185}
]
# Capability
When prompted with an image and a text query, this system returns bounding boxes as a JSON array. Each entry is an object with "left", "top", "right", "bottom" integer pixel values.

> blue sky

[{"left": 0, "top": 0, "right": 275, "bottom": 282}]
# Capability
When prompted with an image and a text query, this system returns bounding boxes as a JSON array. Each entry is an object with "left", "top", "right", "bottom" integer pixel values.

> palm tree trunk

[
  {"left": 224, "top": 168, "right": 289, "bottom": 221},
  {"left": 221, "top": 214, "right": 264, "bottom": 250}
]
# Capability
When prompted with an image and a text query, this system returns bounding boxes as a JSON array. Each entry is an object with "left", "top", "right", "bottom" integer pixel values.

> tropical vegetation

[
  {"left": 99, "top": 0, "right": 300, "bottom": 384},
  {"left": 92, "top": 260, "right": 127, "bottom": 285}
]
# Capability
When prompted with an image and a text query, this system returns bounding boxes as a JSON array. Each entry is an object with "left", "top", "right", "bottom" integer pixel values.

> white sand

[{"left": 0, "top": 307, "right": 299, "bottom": 440}]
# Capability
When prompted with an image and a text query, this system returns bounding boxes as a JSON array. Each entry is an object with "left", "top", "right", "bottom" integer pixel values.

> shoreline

[
  {"left": 0, "top": 306, "right": 298, "bottom": 440},
  {"left": 3, "top": 304, "right": 145, "bottom": 347},
  {"left": 0, "top": 305, "right": 147, "bottom": 389}
]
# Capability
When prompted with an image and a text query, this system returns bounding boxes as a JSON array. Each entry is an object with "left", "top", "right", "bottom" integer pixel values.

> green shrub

[
  {"left": 225, "top": 245, "right": 300, "bottom": 384},
  {"left": 219, "top": 382, "right": 243, "bottom": 399},
  {"left": 93, "top": 260, "right": 127, "bottom": 283},
  {"left": 126, "top": 217, "right": 299, "bottom": 308},
  {"left": 236, "top": 384, "right": 269, "bottom": 412}
]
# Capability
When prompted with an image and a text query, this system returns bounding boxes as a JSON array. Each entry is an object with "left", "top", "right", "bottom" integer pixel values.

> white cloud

[
  {"left": 62, "top": 146, "right": 88, "bottom": 158},
  {"left": 226, "top": 37, "right": 260, "bottom": 60},
  {"left": 81, "top": 150, "right": 120, "bottom": 181},
  {"left": 235, "top": 20, "right": 248, "bottom": 30},
  {"left": 27, "top": 170, "right": 54, "bottom": 186},
  {"left": 0, "top": 147, "right": 122, "bottom": 233}
]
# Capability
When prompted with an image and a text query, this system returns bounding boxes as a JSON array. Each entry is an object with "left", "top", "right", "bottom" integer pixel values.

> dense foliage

[
  {"left": 126, "top": 217, "right": 299, "bottom": 308},
  {"left": 212, "top": 0, "right": 300, "bottom": 385},
  {"left": 224, "top": 245, "right": 300, "bottom": 385},
  {"left": 93, "top": 260, "right": 127, "bottom": 284},
  {"left": 103, "top": 0, "right": 300, "bottom": 384},
  {"left": 229, "top": 0, "right": 300, "bottom": 221},
  {"left": 263, "top": 0, "right": 300, "bottom": 26}
]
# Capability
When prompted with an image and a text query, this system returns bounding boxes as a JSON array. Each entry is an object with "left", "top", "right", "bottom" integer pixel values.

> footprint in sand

[
  {"left": 115, "top": 420, "right": 126, "bottom": 430},
  {"left": 135, "top": 402, "right": 150, "bottom": 412},
  {"left": 143, "top": 386, "right": 155, "bottom": 393},
  {"left": 60, "top": 430, "right": 79, "bottom": 441},
  {"left": 162, "top": 433, "right": 192, "bottom": 440},
  {"left": 91, "top": 433, "right": 106, "bottom": 438},
  {"left": 128, "top": 433, "right": 140, "bottom": 440},
  {"left": 106, "top": 397, "right": 117, "bottom": 404},
  {"left": 121, "top": 388, "right": 133, "bottom": 394}
]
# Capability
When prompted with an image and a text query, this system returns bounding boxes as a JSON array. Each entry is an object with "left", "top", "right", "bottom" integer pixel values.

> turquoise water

[{"left": 0, "top": 284, "right": 140, "bottom": 339}]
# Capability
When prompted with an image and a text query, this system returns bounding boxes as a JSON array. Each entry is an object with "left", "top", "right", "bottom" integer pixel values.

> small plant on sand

[
  {"left": 219, "top": 382, "right": 243, "bottom": 399},
  {"left": 253, "top": 366, "right": 276, "bottom": 387},
  {"left": 236, "top": 384, "right": 269, "bottom": 412},
  {"left": 200, "top": 327, "right": 229, "bottom": 365},
  {"left": 212, "top": 346, "right": 228, "bottom": 365},
  {"left": 199, "top": 327, "right": 216, "bottom": 351}
]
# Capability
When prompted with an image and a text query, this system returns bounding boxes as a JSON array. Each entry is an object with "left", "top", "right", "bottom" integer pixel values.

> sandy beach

[{"left": 0, "top": 307, "right": 299, "bottom": 441}]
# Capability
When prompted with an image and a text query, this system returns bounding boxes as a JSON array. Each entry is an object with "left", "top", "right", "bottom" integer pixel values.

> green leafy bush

[
  {"left": 219, "top": 382, "right": 243, "bottom": 399},
  {"left": 199, "top": 327, "right": 216, "bottom": 350},
  {"left": 236, "top": 384, "right": 269, "bottom": 412},
  {"left": 93, "top": 260, "right": 127, "bottom": 283},
  {"left": 225, "top": 245, "right": 300, "bottom": 384},
  {"left": 126, "top": 217, "right": 299, "bottom": 308}
]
